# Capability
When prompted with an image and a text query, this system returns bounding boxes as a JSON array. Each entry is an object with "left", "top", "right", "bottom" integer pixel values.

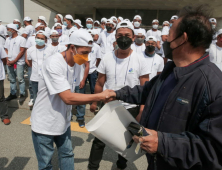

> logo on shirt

[
  {"left": 91, "top": 50, "right": 94, "bottom": 53},
  {"left": 176, "top": 97, "right": 189, "bottom": 105},
  {"left": 129, "top": 68, "right": 134, "bottom": 74}
]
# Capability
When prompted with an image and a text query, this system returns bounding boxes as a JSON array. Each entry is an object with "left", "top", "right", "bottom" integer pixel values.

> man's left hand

[
  {"left": 133, "top": 128, "right": 158, "bottom": 154},
  {"left": 8, "top": 60, "right": 16, "bottom": 65}
]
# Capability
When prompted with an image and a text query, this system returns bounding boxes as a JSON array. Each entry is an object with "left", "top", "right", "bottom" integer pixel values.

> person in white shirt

[
  {"left": 131, "top": 29, "right": 146, "bottom": 54},
  {"left": 209, "top": 18, "right": 217, "bottom": 44},
  {"left": 53, "top": 23, "right": 69, "bottom": 44},
  {"left": 143, "top": 36, "right": 164, "bottom": 80},
  {"left": 38, "top": 16, "right": 51, "bottom": 38},
  {"left": 13, "top": 19, "right": 24, "bottom": 36},
  {"left": 74, "top": 19, "right": 83, "bottom": 29},
  {"left": 52, "top": 14, "right": 66, "bottom": 34},
  {"left": 86, "top": 18, "right": 94, "bottom": 30},
  {"left": 27, "top": 31, "right": 50, "bottom": 104},
  {"left": 146, "top": 19, "right": 161, "bottom": 54},
  {"left": 22, "top": 16, "right": 35, "bottom": 39},
  {"left": 110, "top": 16, "right": 118, "bottom": 25},
  {"left": 31, "top": 29, "right": 111, "bottom": 170},
  {"left": 63, "top": 14, "right": 77, "bottom": 36},
  {"left": 0, "top": 45, "right": 10, "bottom": 125},
  {"left": 209, "top": 29, "right": 222, "bottom": 71},
  {"left": 4, "top": 24, "right": 26, "bottom": 101},
  {"left": 88, "top": 21, "right": 150, "bottom": 170},
  {"left": 100, "top": 17, "right": 107, "bottom": 31},
  {"left": 0, "top": 20, "right": 7, "bottom": 46},
  {"left": 133, "top": 15, "right": 146, "bottom": 36},
  {"left": 93, "top": 20, "right": 102, "bottom": 40},
  {"left": 96, "top": 19, "right": 116, "bottom": 56},
  {"left": 45, "top": 30, "right": 67, "bottom": 56}
]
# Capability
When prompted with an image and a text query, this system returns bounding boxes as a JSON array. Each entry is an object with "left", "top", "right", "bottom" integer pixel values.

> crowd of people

[{"left": 0, "top": 4, "right": 222, "bottom": 170}]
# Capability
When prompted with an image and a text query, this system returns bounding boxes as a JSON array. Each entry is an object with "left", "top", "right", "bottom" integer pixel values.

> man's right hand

[
  {"left": 90, "top": 102, "right": 97, "bottom": 113},
  {"left": 100, "top": 89, "right": 116, "bottom": 103}
]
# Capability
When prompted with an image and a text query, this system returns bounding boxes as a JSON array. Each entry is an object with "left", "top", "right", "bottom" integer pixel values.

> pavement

[{"left": 0, "top": 74, "right": 148, "bottom": 170}]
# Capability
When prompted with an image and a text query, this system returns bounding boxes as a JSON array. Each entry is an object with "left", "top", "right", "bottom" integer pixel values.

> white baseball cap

[
  {"left": 23, "top": 16, "right": 33, "bottom": 22},
  {"left": 62, "top": 29, "right": 93, "bottom": 47},
  {"left": 57, "top": 14, "right": 63, "bottom": 22},
  {"left": 75, "top": 19, "right": 83, "bottom": 27},
  {"left": 38, "top": 16, "right": 46, "bottom": 22},
  {"left": 13, "top": 19, "right": 20, "bottom": 23},
  {"left": 152, "top": 19, "right": 159, "bottom": 23},
  {"left": 170, "top": 15, "right": 178, "bottom": 20},
  {"left": 86, "top": 18, "right": 93, "bottom": 22},
  {"left": 217, "top": 29, "right": 222, "bottom": 36},
  {"left": 163, "top": 21, "right": 170, "bottom": 25},
  {"left": 50, "top": 30, "right": 58, "bottom": 35},
  {"left": 209, "top": 18, "right": 217, "bottom": 23},
  {"left": 135, "top": 29, "right": 145, "bottom": 36},
  {"left": 35, "top": 23, "right": 43, "bottom": 28},
  {"left": 111, "top": 16, "right": 117, "bottom": 21},
  {"left": 116, "top": 21, "right": 134, "bottom": 34},
  {"left": 146, "top": 36, "right": 157, "bottom": 42},
  {"left": 7, "top": 24, "right": 18, "bottom": 31},
  {"left": 94, "top": 20, "right": 100, "bottom": 25},
  {"left": 134, "top": 15, "right": 142, "bottom": 20},
  {"left": 87, "top": 29, "right": 95, "bottom": 35},
  {"left": 101, "top": 18, "right": 107, "bottom": 23},
  {"left": 118, "top": 16, "right": 123, "bottom": 22},
  {"left": 65, "top": 14, "right": 75, "bottom": 22},
  {"left": 106, "top": 19, "right": 114, "bottom": 25},
  {"left": 124, "top": 19, "right": 130, "bottom": 22},
  {"left": 36, "top": 30, "right": 47, "bottom": 38},
  {"left": 54, "top": 23, "right": 63, "bottom": 27}
]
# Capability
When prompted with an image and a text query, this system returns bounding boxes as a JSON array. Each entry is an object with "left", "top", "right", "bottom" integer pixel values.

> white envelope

[{"left": 86, "top": 101, "right": 146, "bottom": 162}]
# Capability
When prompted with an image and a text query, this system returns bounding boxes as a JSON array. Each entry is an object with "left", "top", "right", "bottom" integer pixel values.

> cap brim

[{"left": 60, "top": 41, "right": 93, "bottom": 47}]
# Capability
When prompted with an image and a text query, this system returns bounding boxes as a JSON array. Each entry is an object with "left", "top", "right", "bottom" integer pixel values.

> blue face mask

[
  {"left": 94, "top": 26, "right": 99, "bottom": 29},
  {"left": 35, "top": 38, "right": 45, "bottom": 46},
  {"left": 86, "top": 24, "right": 92, "bottom": 29},
  {"left": 63, "top": 21, "right": 68, "bottom": 26},
  {"left": 74, "top": 25, "right": 77, "bottom": 27},
  {"left": 15, "top": 24, "right": 19, "bottom": 29},
  {"left": 170, "top": 23, "right": 173, "bottom": 27}
]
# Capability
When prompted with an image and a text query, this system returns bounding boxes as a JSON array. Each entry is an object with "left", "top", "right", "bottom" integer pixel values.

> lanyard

[
  {"left": 65, "top": 52, "right": 75, "bottom": 91},
  {"left": 115, "top": 50, "right": 132, "bottom": 86}
]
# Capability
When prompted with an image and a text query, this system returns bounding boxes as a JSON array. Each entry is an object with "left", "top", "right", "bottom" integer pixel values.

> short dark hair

[{"left": 176, "top": 5, "right": 214, "bottom": 49}]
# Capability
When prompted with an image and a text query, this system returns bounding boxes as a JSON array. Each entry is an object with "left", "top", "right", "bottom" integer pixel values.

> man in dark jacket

[{"left": 106, "top": 6, "right": 222, "bottom": 170}]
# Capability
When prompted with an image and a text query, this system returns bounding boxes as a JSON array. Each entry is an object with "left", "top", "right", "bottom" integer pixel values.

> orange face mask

[{"left": 73, "top": 48, "right": 89, "bottom": 65}]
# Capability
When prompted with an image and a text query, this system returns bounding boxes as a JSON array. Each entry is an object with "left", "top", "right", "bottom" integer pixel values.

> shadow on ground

[{"left": 0, "top": 157, "right": 30, "bottom": 170}]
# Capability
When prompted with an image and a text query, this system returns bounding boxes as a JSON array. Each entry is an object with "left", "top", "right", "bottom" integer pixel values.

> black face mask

[
  {"left": 116, "top": 36, "right": 133, "bottom": 50},
  {"left": 146, "top": 45, "right": 155, "bottom": 53},
  {"left": 163, "top": 34, "right": 185, "bottom": 60},
  {"left": 106, "top": 26, "right": 112, "bottom": 32}
]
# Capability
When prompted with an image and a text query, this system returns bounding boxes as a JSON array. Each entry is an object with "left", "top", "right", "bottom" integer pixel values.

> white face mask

[
  {"left": 212, "top": 24, "right": 216, "bottom": 29},
  {"left": 134, "top": 21, "right": 140, "bottom": 27},
  {"left": 54, "top": 18, "right": 58, "bottom": 23},
  {"left": 152, "top": 24, "right": 158, "bottom": 29}
]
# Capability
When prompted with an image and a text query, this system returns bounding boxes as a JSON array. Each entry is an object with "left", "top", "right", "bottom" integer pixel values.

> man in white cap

[
  {"left": 118, "top": 16, "right": 123, "bottom": 23},
  {"left": 133, "top": 15, "right": 146, "bottom": 36},
  {"left": 74, "top": 19, "right": 83, "bottom": 29},
  {"left": 22, "top": 16, "right": 35, "bottom": 39},
  {"left": 92, "top": 20, "right": 101, "bottom": 41},
  {"left": 169, "top": 15, "right": 178, "bottom": 27},
  {"left": 209, "top": 29, "right": 222, "bottom": 71},
  {"left": 13, "top": 19, "right": 24, "bottom": 36},
  {"left": 26, "top": 31, "right": 50, "bottom": 104},
  {"left": 46, "top": 30, "right": 67, "bottom": 56},
  {"left": 100, "top": 18, "right": 107, "bottom": 30},
  {"left": 0, "top": 45, "right": 10, "bottom": 125},
  {"left": 88, "top": 21, "right": 150, "bottom": 170},
  {"left": 209, "top": 18, "right": 217, "bottom": 43},
  {"left": 53, "top": 23, "right": 69, "bottom": 44},
  {"left": 142, "top": 36, "right": 164, "bottom": 80},
  {"left": 52, "top": 14, "right": 66, "bottom": 33},
  {"left": 38, "top": 16, "right": 51, "bottom": 37},
  {"left": 63, "top": 14, "right": 77, "bottom": 36},
  {"left": 30, "top": 29, "right": 111, "bottom": 170},
  {"left": 131, "top": 29, "right": 146, "bottom": 53},
  {"left": 4, "top": 24, "right": 26, "bottom": 101},
  {"left": 110, "top": 16, "right": 118, "bottom": 25},
  {"left": 97, "top": 19, "right": 116, "bottom": 56},
  {"left": 86, "top": 18, "right": 94, "bottom": 30},
  {"left": 0, "top": 20, "right": 7, "bottom": 46}
]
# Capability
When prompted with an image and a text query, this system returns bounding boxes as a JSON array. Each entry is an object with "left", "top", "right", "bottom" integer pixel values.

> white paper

[{"left": 86, "top": 101, "right": 145, "bottom": 162}]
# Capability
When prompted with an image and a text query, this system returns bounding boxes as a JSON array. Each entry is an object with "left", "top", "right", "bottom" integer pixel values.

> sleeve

[
  {"left": 4, "top": 38, "right": 9, "bottom": 49},
  {"left": 97, "top": 33, "right": 102, "bottom": 44},
  {"left": 139, "top": 57, "right": 151, "bottom": 76},
  {"left": 0, "top": 46, "right": 7, "bottom": 59},
  {"left": 146, "top": 30, "right": 150, "bottom": 37},
  {"left": 96, "top": 46, "right": 102, "bottom": 59},
  {"left": 27, "top": 49, "right": 32, "bottom": 60},
  {"left": 63, "top": 35, "right": 69, "bottom": 43},
  {"left": 96, "top": 57, "right": 106, "bottom": 74},
  {"left": 44, "top": 59, "right": 71, "bottom": 95},
  {"left": 23, "top": 26, "right": 29, "bottom": 35},
  {"left": 157, "top": 57, "right": 164, "bottom": 72},
  {"left": 157, "top": 95, "right": 222, "bottom": 170},
  {"left": 25, "top": 38, "right": 31, "bottom": 49},
  {"left": 20, "top": 37, "right": 26, "bottom": 48},
  {"left": 115, "top": 75, "right": 159, "bottom": 105}
]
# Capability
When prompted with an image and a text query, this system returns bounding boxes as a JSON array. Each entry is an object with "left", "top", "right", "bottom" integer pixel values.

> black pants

[
  {"left": 88, "top": 105, "right": 140, "bottom": 170},
  {"left": 0, "top": 80, "right": 9, "bottom": 120}
]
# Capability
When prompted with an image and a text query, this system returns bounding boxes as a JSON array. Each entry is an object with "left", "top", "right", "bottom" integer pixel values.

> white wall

[{"left": 24, "top": 0, "right": 56, "bottom": 28}]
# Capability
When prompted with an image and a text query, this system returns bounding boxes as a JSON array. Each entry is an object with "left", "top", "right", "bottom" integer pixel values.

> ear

[
  {"left": 183, "top": 32, "right": 188, "bottom": 42},
  {"left": 132, "top": 34, "right": 135, "bottom": 42}
]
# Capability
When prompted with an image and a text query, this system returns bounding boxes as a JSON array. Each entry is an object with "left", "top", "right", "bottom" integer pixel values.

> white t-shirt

[
  {"left": 97, "top": 31, "right": 115, "bottom": 55},
  {"left": 45, "top": 27, "right": 51, "bottom": 38},
  {"left": 97, "top": 51, "right": 150, "bottom": 109},
  {"left": 4, "top": 35, "right": 26, "bottom": 65},
  {"left": 64, "top": 26, "right": 77, "bottom": 36},
  {"left": 0, "top": 25, "right": 7, "bottom": 46},
  {"left": 18, "top": 27, "right": 25, "bottom": 36},
  {"left": 209, "top": 43, "right": 222, "bottom": 71},
  {"left": 131, "top": 42, "right": 146, "bottom": 54},
  {"left": 31, "top": 53, "right": 75, "bottom": 135},
  {"left": 45, "top": 43, "right": 67, "bottom": 56},
  {"left": 134, "top": 28, "right": 146, "bottom": 36},
  {"left": 93, "top": 28, "right": 103, "bottom": 35},
  {"left": 142, "top": 52, "right": 164, "bottom": 80},
  {"left": 23, "top": 25, "right": 35, "bottom": 38},
  {"left": 27, "top": 46, "right": 50, "bottom": 82},
  {"left": 0, "top": 45, "right": 7, "bottom": 80},
  {"left": 89, "top": 43, "right": 101, "bottom": 74},
  {"left": 25, "top": 35, "right": 36, "bottom": 49}
]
